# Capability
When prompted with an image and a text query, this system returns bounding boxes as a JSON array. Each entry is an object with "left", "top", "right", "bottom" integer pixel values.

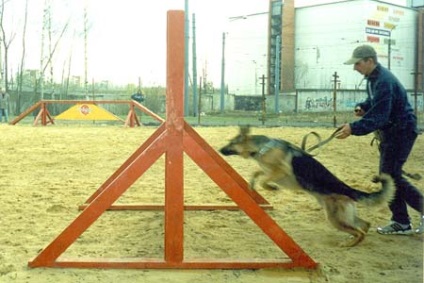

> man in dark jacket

[{"left": 336, "top": 45, "right": 423, "bottom": 235}]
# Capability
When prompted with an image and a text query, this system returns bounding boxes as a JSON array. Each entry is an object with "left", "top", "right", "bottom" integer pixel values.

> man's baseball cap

[{"left": 344, "top": 45, "right": 377, "bottom": 65}]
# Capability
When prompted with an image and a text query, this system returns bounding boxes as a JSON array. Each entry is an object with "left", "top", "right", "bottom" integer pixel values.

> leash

[{"left": 301, "top": 126, "right": 343, "bottom": 154}]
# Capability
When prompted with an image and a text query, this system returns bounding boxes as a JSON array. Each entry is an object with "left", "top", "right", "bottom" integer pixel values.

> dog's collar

[{"left": 257, "top": 139, "right": 281, "bottom": 157}]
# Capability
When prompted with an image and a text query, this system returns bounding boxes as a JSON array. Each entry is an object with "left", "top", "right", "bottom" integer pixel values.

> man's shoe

[
  {"left": 416, "top": 218, "right": 424, "bottom": 234},
  {"left": 377, "top": 221, "right": 414, "bottom": 235}
]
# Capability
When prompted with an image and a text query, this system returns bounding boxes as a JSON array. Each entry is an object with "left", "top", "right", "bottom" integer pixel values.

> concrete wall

[{"left": 200, "top": 89, "right": 423, "bottom": 114}]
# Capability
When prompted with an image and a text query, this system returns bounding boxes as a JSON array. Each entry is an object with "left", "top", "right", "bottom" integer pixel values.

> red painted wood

[
  {"left": 28, "top": 10, "right": 317, "bottom": 271},
  {"left": 78, "top": 204, "right": 273, "bottom": 211},
  {"left": 124, "top": 103, "right": 141, "bottom": 127},
  {"left": 164, "top": 10, "right": 185, "bottom": 264},
  {"left": 131, "top": 100, "right": 164, "bottom": 122},
  {"left": 33, "top": 102, "right": 55, "bottom": 126},
  {"left": 9, "top": 101, "right": 41, "bottom": 125},
  {"left": 47, "top": 258, "right": 301, "bottom": 269}
]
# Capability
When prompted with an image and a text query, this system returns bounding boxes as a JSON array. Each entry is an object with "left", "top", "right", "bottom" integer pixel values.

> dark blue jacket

[{"left": 350, "top": 63, "right": 417, "bottom": 138}]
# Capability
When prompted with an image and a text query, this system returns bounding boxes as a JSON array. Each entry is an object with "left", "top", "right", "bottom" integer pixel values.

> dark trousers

[{"left": 380, "top": 128, "right": 423, "bottom": 224}]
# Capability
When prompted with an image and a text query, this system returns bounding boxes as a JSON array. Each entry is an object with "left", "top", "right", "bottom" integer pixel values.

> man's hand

[{"left": 335, "top": 124, "right": 352, "bottom": 139}]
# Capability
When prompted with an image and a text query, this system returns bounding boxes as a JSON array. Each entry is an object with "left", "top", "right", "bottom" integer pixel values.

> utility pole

[
  {"left": 332, "top": 72, "right": 340, "bottom": 127},
  {"left": 411, "top": 71, "right": 422, "bottom": 118},
  {"left": 83, "top": 1, "right": 89, "bottom": 100},
  {"left": 274, "top": 35, "right": 281, "bottom": 114},
  {"left": 388, "top": 26, "right": 395, "bottom": 70},
  {"left": 220, "top": 32, "right": 226, "bottom": 112},
  {"left": 39, "top": 0, "right": 49, "bottom": 101},
  {"left": 184, "top": 0, "right": 189, "bottom": 116},
  {"left": 192, "top": 13, "right": 198, "bottom": 117},
  {"left": 198, "top": 77, "right": 202, "bottom": 126},
  {"left": 259, "top": 74, "right": 267, "bottom": 125}
]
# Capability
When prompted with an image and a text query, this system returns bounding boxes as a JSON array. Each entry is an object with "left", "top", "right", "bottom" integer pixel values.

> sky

[
  {"left": 3, "top": 0, "right": 408, "bottom": 87},
  {"left": 4, "top": 0, "right": 270, "bottom": 87}
]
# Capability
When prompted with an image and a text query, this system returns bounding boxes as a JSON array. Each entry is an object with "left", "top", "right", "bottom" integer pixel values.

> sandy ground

[{"left": 0, "top": 124, "right": 422, "bottom": 283}]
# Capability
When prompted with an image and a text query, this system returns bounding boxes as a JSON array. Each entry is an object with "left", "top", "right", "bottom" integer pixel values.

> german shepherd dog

[{"left": 219, "top": 126, "right": 394, "bottom": 247}]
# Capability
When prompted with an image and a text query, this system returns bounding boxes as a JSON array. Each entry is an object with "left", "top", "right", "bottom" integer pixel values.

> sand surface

[{"left": 0, "top": 124, "right": 422, "bottom": 283}]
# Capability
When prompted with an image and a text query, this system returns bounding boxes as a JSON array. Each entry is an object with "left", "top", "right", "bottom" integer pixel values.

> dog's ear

[{"left": 239, "top": 125, "right": 251, "bottom": 136}]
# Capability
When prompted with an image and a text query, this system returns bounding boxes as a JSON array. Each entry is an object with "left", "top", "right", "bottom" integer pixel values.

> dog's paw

[
  {"left": 339, "top": 233, "right": 365, "bottom": 247},
  {"left": 262, "top": 183, "right": 279, "bottom": 191}
]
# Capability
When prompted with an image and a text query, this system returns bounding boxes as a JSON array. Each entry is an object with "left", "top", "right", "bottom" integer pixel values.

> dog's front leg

[
  {"left": 250, "top": 170, "right": 265, "bottom": 190},
  {"left": 260, "top": 170, "right": 284, "bottom": 191}
]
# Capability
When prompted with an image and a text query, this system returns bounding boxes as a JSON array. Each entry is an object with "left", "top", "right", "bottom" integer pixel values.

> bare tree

[
  {"left": 38, "top": 0, "right": 69, "bottom": 100},
  {"left": 16, "top": 0, "right": 29, "bottom": 114},
  {"left": 0, "top": 0, "right": 16, "bottom": 92},
  {"left": 83, "top": 1, "right": 89, "bottom": 100},
  {"left": 38, "top": 0, "right": 48, "bottom": 100}
]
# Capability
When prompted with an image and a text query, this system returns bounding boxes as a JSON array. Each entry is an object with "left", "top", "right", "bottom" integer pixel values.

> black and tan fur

[{"left": 219, "top": 126, "right": 395, "bottom": 247}]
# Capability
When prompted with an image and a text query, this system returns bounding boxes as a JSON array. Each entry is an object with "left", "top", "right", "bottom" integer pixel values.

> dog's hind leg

[
  {"left": 355, "top": 216, "right": 371, "bottom": 234},
  {"left": 336, "top": 223, "right": 366, "bottom": 247},
  {"left": 323, "top": 196, "right": 366, "bottom": 247}
]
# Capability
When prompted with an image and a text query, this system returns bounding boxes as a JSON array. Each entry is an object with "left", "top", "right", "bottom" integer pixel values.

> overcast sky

[{"left": 3, "top": 0, "right": 408, "bottom": 87}]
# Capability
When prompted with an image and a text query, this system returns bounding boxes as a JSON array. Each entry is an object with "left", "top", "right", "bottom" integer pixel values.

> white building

[
  {"left": 295, "top": 0, "right": 419, "bottom": 90},
  {"left": 226, "top": 12, "right": 269, "bottom": 96}
]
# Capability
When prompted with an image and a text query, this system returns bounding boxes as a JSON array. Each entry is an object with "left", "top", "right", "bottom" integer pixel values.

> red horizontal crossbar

[
  {"left": 35, "top": 258, "right": 302, "bottom": 269},
  {"left": 78, "top": 203, "right": 274, "bottom": 211}
]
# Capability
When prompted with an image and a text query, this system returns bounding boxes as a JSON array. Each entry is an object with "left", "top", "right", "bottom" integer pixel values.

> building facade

[{"left": 267, "top": 0, "right": 423, "bottom": 93}]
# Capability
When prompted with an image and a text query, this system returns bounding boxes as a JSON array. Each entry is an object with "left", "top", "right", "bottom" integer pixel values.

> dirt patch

[{"left": 0, "top": 124, "right": 422, "bottom": 283}]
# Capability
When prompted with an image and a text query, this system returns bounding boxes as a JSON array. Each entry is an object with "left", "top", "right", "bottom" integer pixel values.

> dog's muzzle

[{"left": 219, "top": 147, "right": 238, "bottom": 156}]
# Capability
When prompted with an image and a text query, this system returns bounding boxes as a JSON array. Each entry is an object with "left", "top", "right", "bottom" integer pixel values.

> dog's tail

[{"left": 356, "top": 174, "right": 395, "bottom": 206}]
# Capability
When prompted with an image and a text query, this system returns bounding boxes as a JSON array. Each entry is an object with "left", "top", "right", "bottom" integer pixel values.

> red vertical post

[{"left": 164, "top": 10, "right": 185, "bottom": 264}]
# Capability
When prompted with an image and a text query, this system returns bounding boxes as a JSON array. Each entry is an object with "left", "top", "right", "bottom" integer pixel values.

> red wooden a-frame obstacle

[{"left": 28, "top": 11, "right": 317, "bottom": 270}]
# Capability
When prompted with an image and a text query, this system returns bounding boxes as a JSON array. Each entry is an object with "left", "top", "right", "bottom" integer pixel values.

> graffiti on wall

[
  {"left": 303, "top": 96, "right": 364, "bottom": 111},
  {"left": 305, "top": 96, "right": 333, "bottom": 110}
]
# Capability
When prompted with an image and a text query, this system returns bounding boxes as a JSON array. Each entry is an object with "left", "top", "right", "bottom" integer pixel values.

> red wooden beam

[
  {"left": 9, "top": 101, "right": 42, "bottom": 125},
  {"left": 163, "top": 10, "right": 185, "bottom": 264},
  {"left": 33, "top": 101, "right": 54, "bottom": 126},
  {"left": 78, "top": 204, "right": 273, "bottom": 211},
  {"left": 124, "top": 102, "right": 141, "bottom": 127}
]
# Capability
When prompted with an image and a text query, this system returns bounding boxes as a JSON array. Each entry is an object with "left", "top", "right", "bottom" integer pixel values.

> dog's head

[{"left": 219, "top": 126, "right": 269, "bottom": 159}]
